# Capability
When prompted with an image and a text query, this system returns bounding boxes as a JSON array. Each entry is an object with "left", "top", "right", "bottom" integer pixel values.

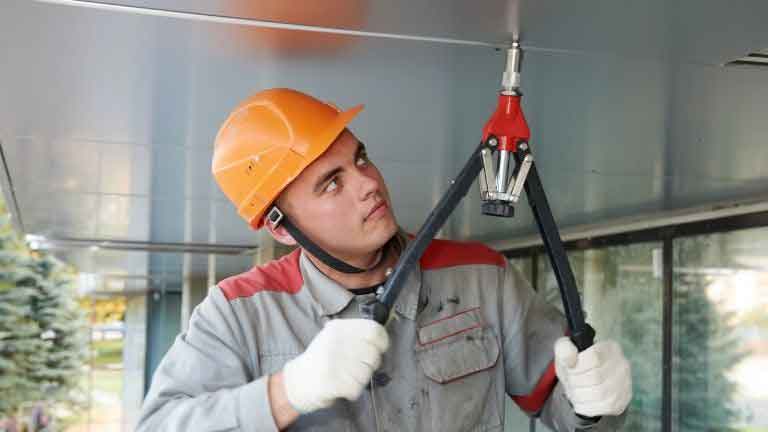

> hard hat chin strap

[{"left": 267, "top": 206, "right": 383, "bottom": 274}]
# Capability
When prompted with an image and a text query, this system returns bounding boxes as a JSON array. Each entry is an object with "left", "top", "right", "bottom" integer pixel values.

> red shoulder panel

[
  {"left": 511, "top": 361, "right": 558, "bottom": 413},
  {"left": 219, "top": 249, "right": 303, "bottom": 301},
  {"left": 419, "top": 238, "right": 506, "bottom": 270}
]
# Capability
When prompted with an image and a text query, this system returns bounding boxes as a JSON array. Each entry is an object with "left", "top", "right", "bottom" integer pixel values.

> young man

[{"left": 138, "top": 88, "right": 632, "bottom": 431}]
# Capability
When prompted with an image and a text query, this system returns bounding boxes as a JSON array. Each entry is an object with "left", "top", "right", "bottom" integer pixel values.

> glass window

[
  {"left": 508, "top": 256, "right": 534, "bottom": 284},
  {"left": 505, "top": 256, "right": 537, "bottom": 432},
  {"left": 69, "top": 294, "right": 127, "bottom": 432},
  {"left": 673, "top": 229, "right": 768, "bottom": 431},
  {"left": 537, "top": 243, "right": 664, "bottom": 431}
]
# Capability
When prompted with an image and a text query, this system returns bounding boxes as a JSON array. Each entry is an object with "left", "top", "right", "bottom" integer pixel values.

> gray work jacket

[{"left": 138, "top": 238, "right": 626, "bottom": 431}]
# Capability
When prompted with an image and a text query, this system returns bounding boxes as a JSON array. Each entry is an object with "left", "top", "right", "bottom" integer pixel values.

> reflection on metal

[
  {"left": 488, "top": 195, "right": 768, "bottom": 251},
  {"left": 501, "top": 40, "right": 522, "bottom": 95},
  {"left": 34, "top": 0, "right": 508, "bottom": 49},
  {"left": 507, "top": 153, "right": 532, "bottom": 201},
  {"left": 479, "top": 148, "right": 497, "bottom": 201},
  {"left": 25, "top": 234, "right": 257, "bottom": 255},
  {"left": 496, "top": 149, "right": 510, "bottom": 193}
]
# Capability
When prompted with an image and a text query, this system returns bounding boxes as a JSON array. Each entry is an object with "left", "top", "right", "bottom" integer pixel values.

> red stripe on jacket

[
  {"left": 511, "top": 361, "right": 558, "bottom": 413},
  {"left": 420, "top": 238, "right": 507, "bottom": 270},
  {"left": 218, "top": 238, "right": 504, "bottom": 299},
  {"left": 219, "top": 248, "right": 303, "bottom": 300}
]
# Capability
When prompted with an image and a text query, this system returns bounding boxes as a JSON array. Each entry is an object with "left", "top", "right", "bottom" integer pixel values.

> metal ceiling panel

[
  {"left": 1, "top": 0, "right": 768, "bottom": 284},
  {"left": 518, "top": 0, "right": 768, "bottom": 65},
  {"left": 32, "top": 0, "right": 768, "bottom": 64},
  {"left": 34, "top": 0, "right": 515, "bottom": 48},
  {"left": 0, "top": 0, "right": 502, "bottom": 283}
]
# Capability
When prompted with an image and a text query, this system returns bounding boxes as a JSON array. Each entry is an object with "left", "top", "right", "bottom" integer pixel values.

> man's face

[{"left": 275, "top": 129, "right": 398, "bottom": 260}]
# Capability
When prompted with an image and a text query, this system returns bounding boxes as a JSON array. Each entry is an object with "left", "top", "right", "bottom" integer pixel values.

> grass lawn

[
  {"left": 91, "top": 339, "right": 123, "bottom": 367},
  {"left": 65, "top": 339, "right": 124, "bottom": 431},
  {"left": 89, "top": 338, "right": 124, "bottom": 397},
  {"left": 91, "top": 369, "right": 122, "bottom": 395}
]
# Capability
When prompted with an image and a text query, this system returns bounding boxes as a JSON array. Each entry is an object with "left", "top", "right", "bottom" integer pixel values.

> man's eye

[
  {"left": 325, "top": 179, "right": 338, "bottom": 193},
  {"left": 356, "top": 153, "right": 369, "bottom": 166}
]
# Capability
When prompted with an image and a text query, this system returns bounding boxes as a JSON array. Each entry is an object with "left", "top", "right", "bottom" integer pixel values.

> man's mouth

[{"left": 365, "top": 201, "right": 388, "bottom": 222}]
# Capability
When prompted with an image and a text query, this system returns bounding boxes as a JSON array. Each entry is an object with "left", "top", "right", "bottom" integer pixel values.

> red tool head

[{"left": 481, "top": 94, "right": 530, "bottom": 152}]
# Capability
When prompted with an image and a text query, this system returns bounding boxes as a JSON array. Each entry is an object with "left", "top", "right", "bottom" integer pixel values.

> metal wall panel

[
  {"left": 0, "top": 0, "right": 502, "bottom": 281},
  {"left": 450, "top": 51, "right": 768, "bottom": 242},
  {"left": 1, "top": 0, "right": 768, "bottom": 274}
]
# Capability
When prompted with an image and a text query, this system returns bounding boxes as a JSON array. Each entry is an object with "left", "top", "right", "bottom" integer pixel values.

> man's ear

[{"left": 263, "top": 215, "right": 298, "bottom": 246}]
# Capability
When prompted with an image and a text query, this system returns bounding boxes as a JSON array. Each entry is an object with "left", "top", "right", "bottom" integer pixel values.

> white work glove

[
  {"left": 554, "top": 337, "right": 632, "bottom": 418},
  {"left": 282, "top": 319, "right": 390, "bottom": 414}
]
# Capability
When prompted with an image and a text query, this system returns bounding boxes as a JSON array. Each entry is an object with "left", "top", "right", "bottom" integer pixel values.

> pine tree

[
  {"left": 28, "top": 253, "right": 89, "bottom": 417},
  {"left": 601, "top": 245, "right": 664, "bottom": 432},
  {"left": 537, "top": 240, "right": 746, "bottom": 431},
  {"left": 0, "top": 214, "right": 47, "bottom": 418},
  {"left": 603, "top": 242, "right": 745, "bottom": 431},
  {"left": 0, "top": 203, "right": 88, "bottom": 428},
  {"left": 673, "top": 237, "right": 747, "bottom": 432}
]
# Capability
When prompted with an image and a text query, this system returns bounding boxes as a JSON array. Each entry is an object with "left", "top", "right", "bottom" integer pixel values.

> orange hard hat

[{"left": 212, "top": 88, "right": 363, "bottom": 229}]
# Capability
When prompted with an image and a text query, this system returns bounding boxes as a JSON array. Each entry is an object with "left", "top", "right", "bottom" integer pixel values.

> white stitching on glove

[
  {"left": 282, "top": 319, "right": 390, "bottom": 414},
  {"left": 554, "top": 337, "right": 633, "bottom": 418}
]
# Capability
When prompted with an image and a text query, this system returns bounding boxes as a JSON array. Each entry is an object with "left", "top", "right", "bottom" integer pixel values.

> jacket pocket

[
  {"left": 414, "top": 307, "right": 502, "bottom": 431},
  {"left": 416, "top": 307, "right": 500, "bottom": 383}
]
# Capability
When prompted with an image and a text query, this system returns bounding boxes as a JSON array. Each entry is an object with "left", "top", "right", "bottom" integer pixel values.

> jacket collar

[{"left": 298, "top": 236, "right": 424, "bottom": 320}]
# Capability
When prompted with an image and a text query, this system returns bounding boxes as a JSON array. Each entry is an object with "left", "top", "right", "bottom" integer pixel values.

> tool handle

[
  {"left": 359, "top": 298, "right": 389, "bottom": 325},
  {"left": 570, "top": 323, "right": 596, "bottom": 352}
]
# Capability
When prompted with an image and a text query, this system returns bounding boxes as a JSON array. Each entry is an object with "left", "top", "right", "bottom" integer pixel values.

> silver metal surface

[
  {"left": 478, "top": 159, "right": 490, "bottom": 198},
  {"left": 508, "top": 154, "right": 533, "bottom": 201},
  {"left": 480, "top": 149, "right": 498, "bottom": 200},
  {"left": 33, "top": 0, "right": 508, "bottom": 49},
  {"left": 502, "top": 41, "right": 522, "bottom": 93},
  {"left": 266, "top": 207, "right": 284, "bottom": 227},
  {"left": 30, "top": 0, "right": 768, "bottom": 65},
  {"left": 25, "top": 235, "right": 256, "bottom": 255},
  {"left": 0, "top": 0, "right": 502, "bottom": 285},
  {"left": 33, "top": 0, "right": 518, "bottom": 49},
  {"left": 496, "top": 150, "right": 510, "bottom": 193}
]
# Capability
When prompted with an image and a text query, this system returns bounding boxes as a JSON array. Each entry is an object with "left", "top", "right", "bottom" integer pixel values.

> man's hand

[
  {"left": 554, "top": 337, "right": 632, "bottom": 418},
  {"left": 282, "top": 319, "right": 390, "bottom": 414}
]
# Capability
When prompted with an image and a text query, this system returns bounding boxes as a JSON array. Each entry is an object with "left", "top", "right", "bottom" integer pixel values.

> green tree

[
  {"left": 537, "top": 246, "right": 664, "bottom": 431},
  {"left": 601, "top": 245, "right": 664, "bottom": 432},
  {"left": 537, "top": 239, "right": 746, "bottom": 431},
  {"left": 674, "top": 237, "right": 747, "bottom": 432},
  {"left": 0, "top": 204, "right": 88, "bottom": 428}
]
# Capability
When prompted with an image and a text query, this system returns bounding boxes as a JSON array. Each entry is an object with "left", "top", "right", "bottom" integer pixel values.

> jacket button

[{"left": 372, "top": 372, "right": 391, "bottom": 387}]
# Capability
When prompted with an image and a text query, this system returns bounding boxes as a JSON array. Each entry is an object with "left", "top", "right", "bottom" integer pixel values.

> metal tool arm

[{"left": 514, "top": 147, "right": 595, "bottom": 351}]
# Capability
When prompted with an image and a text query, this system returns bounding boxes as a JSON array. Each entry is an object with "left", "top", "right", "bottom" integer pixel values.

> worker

[{"left": 137, "top": 88, "right": 632, "bottom": 431}]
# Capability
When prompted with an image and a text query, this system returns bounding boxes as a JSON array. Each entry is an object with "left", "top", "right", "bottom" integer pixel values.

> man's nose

[{"left": 356, "top": 169, "right": 379, "bottom": 201}]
